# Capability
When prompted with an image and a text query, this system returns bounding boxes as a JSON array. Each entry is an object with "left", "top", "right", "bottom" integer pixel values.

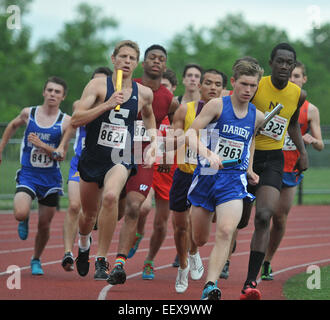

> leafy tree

[
  {"left": 0, "top": 0, "right": 43, "bottom": 122},
  {"left": 36, "top": 3, "right": 119, "bottom": 114}
]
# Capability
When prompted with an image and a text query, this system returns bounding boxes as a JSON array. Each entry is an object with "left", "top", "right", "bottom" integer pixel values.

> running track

[{"left": 0, "top": 205, "right": 329, "bottom": 301}]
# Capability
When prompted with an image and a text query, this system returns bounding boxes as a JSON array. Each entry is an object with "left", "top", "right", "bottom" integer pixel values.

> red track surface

[{"left": 0, "top": 205, "right": 330, "bottom": 301}]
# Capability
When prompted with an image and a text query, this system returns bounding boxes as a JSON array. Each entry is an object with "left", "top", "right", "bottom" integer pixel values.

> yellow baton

[{"left": 115, "top": 69, "right": 123, "bottom": 112}]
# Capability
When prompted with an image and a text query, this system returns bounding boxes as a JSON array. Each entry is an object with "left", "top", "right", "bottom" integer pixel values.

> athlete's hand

[
  {"left": 247, "top": 170, "right": 259, "bottom": 186},
  {"left": 207, "top": 151, "right": 223, "bottom": 170},
  {"left": 28, "top": 133, "right": 44, "bottom": 148},
  {"left": 52, "top": 146, "right": 65, "bottom": 161},
  {"left": 302, "top": 133, "right": 317, "bottom": 145},
  {"left": 106, "top": 91, "right": 124, "bottom": 110},
  {"left": 294, "top": 152, "right": 309, "bottom": 175}
]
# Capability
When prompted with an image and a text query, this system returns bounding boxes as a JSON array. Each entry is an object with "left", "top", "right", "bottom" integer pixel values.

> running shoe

[
  {"left": 107, "top": 264, "right": 126, "bottom": 285},
  {"left": 239, "top": 280, "right": 261, "bottom": 300},
  {"left": 18, "top": 217, "right": 29, "bottom": 240},
  {"left": 142, "top": 262, "right": 154, "bottom": 280},
  {"left": 175, "top": 261, "right": 189, "bottom": 293},
  {"left": 220, "top": 260, "right": 230, "bottom": 279},
  {"left": 94, "top": 257, "right": 110, "bottom": 280},
  {"left": 31, "top": 258, "right": 44, "bottom": 275},
  {"left": 75, "top": 238, "right": 92, "bottom": 277},
  {"left": 189, "top": 252, "right": 204, "bottom": 280},
  {"left": 127, "top": 234, "right": 143, "bottom": 259},
  {"left": 62, "top": 252, "right": 74, "bottom": 272},
  {"left": 201, "top": 282, "right": 221, "bottom": 300},
  {"left": 261, "top": 262, "right": 274, "bottom": 281},
  {"left": 172, "top": 254, "right": 179, "bottom": 268}
]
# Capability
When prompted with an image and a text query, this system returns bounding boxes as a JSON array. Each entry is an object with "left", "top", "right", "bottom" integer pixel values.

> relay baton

[
  {"left": 115, "top": 69, "right": 123, "bottom": 112},
  {"left": 205, "top": 158, "right": 242, "bottom": 168},
  {"left": 262, "top": 103, "right": 284, "bottom": 128}
]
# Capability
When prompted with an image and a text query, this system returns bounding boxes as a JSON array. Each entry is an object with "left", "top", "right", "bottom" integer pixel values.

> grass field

[
  {"left": 284, "top": 266, "right": 330, "bottom": 300},
  {"left": 0, "top": 157, "right": 329, "bottom": 210}
]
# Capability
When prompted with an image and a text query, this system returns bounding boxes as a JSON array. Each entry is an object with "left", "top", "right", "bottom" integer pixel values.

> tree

[
  {"left": 36, "top": 3, "right": 119, "bottom": 114},
  {"left": 0, "top": 0, "right": 42, "bottom": 122}
]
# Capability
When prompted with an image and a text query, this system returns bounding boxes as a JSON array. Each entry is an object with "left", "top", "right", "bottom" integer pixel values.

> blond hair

[
  {"left": 232, "top": 56, "right": 264, "bottom": 81},
  {"left": 113, "top": 40, "right": 140, "bottom": 61}
]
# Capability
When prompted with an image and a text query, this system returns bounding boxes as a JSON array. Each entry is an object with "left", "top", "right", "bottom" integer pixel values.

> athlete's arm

[
  {"left": 0, "top": 108, "right": 29, "bottom": 165},
  {"left": 71, "top": 78, "right": 123, "bottom": 128},
  {"left": 247, "top": 109, "right": 264, "bottom": 185},
  {"left": 288, "top": 89, "right": 309, "bottom": 174},
  {"left": 54, "top": 114, "right": 75, "bottom": 161},
  {"left": 167, "top": 97, "right": 180, "bottom": 124},
  {"left": 304, "top": 103, "right": 324, "bottom": 151},
  {"left": 186, "top": 98, "right": 223, "bottom": 169}
]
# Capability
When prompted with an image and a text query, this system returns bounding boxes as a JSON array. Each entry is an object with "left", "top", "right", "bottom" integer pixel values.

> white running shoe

[
  {"left": 175, "top": 260, "right": 189, "bottom": 293},
  {"left": 189, "top": 252, "right": 204, "bottom": 280}
]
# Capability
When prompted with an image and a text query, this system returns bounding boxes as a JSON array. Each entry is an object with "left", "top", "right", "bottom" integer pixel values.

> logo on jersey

[{"left": 139, "top": 184, "right": 149, "bottom": 192}]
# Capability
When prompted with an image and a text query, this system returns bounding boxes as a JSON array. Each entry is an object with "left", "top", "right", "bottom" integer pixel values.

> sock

[
  {"left": 78, "top": 232, "right": 91, "bottom": 252},
  {"left": 263, "top": 260, "right": 270, "bottom": 270},
  {"left": 96, "top": 256, "right": 106, "bottom": 261},
  {"left": 246, "top": 251, "right": 265, "bottom": 283},
  {"left": 204, "top": 281, "right": 215, "bottom": 289},
  {"left": 144, "top": 260, "right": 154, "bottom": 266},
  {"left": 114, "top": 254, "right": 127, "bottom": 267}
]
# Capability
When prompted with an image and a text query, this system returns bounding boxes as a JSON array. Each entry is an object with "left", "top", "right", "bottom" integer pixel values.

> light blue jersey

[{"left": 20, "top": 107, "right": 65, "bottom": 171}]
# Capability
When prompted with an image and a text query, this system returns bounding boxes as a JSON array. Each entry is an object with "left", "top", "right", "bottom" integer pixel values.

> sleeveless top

[
  {"left": 20, "top": 106, "right": 65, "bottom": 171},
  {"left": 283, "top": 100, "right": 309, "bottom": 172},
  {"left": 177, "top": 100, "right": 205, "bottom": 174},
  {"left": 82, "top": 76, "right": 138, "bottom": 164},
  {"left": 198, "top": 96, "right": 256, "bottom": 173},
  {"left": 73, "top": 126, "right": 86, "bottom": 158},
  {"left": 252, "top": 76, "right": 301, "bottom": 150}
]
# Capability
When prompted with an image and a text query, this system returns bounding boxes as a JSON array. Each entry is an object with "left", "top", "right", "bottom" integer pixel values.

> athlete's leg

[
  {"left": 13, "top": 192, "right": 33, "bottom": 222},
  {"left": 63, "top": 180, "right": 81, "bottom": 253},
  {"left": 206, "top": 200, "right": 243, "bottom": 283},
  {"left": 265, "top": 186, "right": 297, "bottom": 262},
  {"left": 96, "top": 165, "right": 130, "bottom": 257},
  {"left": 137, "top": 188, "right": 154, "bottom": 236},
  {"left": 145, "top": 197, "right": 170, "bottom": 261},
  {"left": 33, "top": 202, "right": 57, "bottom": 259}
]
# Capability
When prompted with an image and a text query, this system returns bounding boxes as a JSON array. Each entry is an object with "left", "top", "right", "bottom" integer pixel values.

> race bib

[
  {"left": 261, "top": 112, "right": 288, "bottom": 141},
  {"left": 185, "top": 147, "right": 198, "bottom": 164},
  {"left": 30, "top": 147, "right": 53, "bottom": 168},
  {"left": 214, "top": 137, "right": 244, "bottom": 161},
  {"left": 97, "top": 122, "right": 127, "bottom": 149},
  {"left": 133, "top": 120, "right": 151, "bottom": 142},
  {"left": 283, "top": 133, "right": 297, "bottom": 151}
]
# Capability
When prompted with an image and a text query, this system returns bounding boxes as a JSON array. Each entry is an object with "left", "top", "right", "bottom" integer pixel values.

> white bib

[
  {"left": 97, "top": 122, "right": 128, "bottom": 149},
  {"left": 30, "top": 147, "right": 54, "bottom": 168},
  {"left": 261, "top": 112, "right": 288, "bottom": 141},
  {"left": 214, "top": 137, "right": 244, "bottom": 161},
  {"left": 133, "top": 120, "right": 151, "bottom": 142}
]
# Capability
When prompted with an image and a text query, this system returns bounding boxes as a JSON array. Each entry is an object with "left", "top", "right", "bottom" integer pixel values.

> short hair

[
  {"left": 144, "top": 44, "right": 167, "bottom": 60},
  {"left": 232, "top": 57, "right": 264, "bottom": 81},
  {"left": 182, "top": 63, "right": 203, "bottom": 78},
  {"left": 201, "top": 69, "right": 227, "bottom": 88},
  {"left": 295, "top": 61, "right": 307, "bottom": 76},
  {"left": 162, "top": 68, "right": 178, "bottom": 87},
  {"left": 91, "top": 67, "right": 112, "bottom": 79},
  {"left": 43, "top": 76, "right": 68, "bottom": 96},
  {"left": 270, "top": 42, "right": 297, "bottom": 62},
  {"left": 113, "top": 40, "right": 140, "bottom": 61}
]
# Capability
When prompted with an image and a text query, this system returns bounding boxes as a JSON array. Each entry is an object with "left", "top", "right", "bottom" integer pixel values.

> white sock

[{"left": 78, "top": 232, "right": 91, "bottom": 252}]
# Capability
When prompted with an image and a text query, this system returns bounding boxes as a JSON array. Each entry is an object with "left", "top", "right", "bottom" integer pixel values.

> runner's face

[
  {"left": 271, "top": 49, "right": 296, "bottom": 82},
  {"left": 289, "top": 67, "right": 306, "bottom": 88},
  {"left": 112, "top": 46, "right": 138, "bottom": 77},
  {"left": 43, "top": 82, "right": 65, "bottom": 106},
  {"left": 143, "top": 49, "right": 167, "bottom": 79},
  {"left": 231, "top": 75, "right": 259, "bottom": 103},
  {"left": 200, "top": 73, "right": 223, "bottom": 102},
  {"left": 183, "top": 67, "right": 201, "bottom": 91},
  {"left": 161, "top": 78, "right": 175, "bottom": 93}
]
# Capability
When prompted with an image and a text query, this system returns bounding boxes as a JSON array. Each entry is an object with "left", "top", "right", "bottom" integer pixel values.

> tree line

[{"left": 1, "top": 0, "right": 329, "bottom": 124}]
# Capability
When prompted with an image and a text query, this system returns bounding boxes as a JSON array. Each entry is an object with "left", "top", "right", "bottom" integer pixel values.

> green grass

[{"left": 283, "top": 265, "right": 330, "bottom": 300}]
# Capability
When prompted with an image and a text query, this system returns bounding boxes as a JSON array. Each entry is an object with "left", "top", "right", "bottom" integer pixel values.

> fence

[{"left": 0, "top": 124, "right": 330, "bottom": 207}]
